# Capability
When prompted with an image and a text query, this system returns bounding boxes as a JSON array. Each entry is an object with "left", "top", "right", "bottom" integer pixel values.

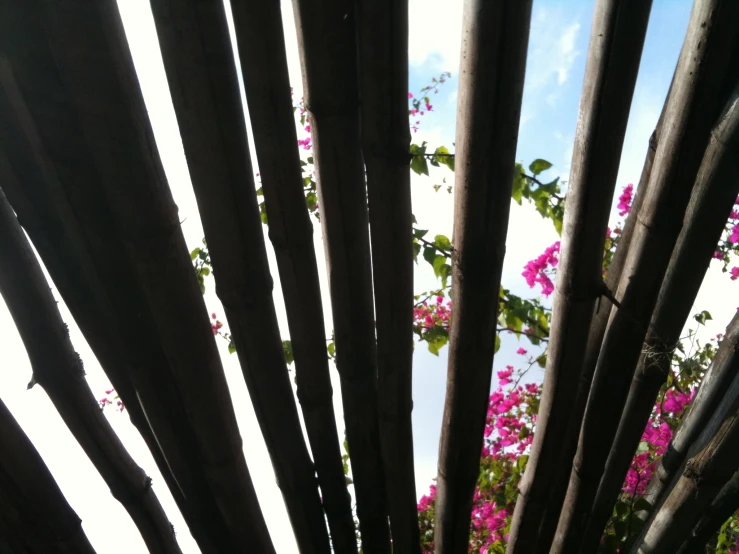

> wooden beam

[
  {"left": 291, "top": 0, "right": 390, "bottom": 551},
  {"left": 0, "top": 398, "right": 97, "bottom": 553},
  {"left": 355, "top": 0, "right": 418, "bottom": 551},
  {"left": 227, "top": 0, "right": 356, "bottom": 550},
  {"left": 632, "top": 350, "right": 739, "bottom": 553},
  {"left": 0, "top": 185, "right": 182, "bottom": 553},
  {"left": 580, "top": 78, "right": 739, "bottom": 552},
  {"left": 506, "top": 1, "right": 653, "bottom": 551},
  {"left": 434, "top": 2, "right": 532, "bottom": 552},
  {"left": 550, "top": 1, "right": 739, "bottom": 549},
  {"left": 0, "top": 63, "right": 213, "bottom": 552},
  {"left": 676, "top": 468, "right": 739, "bottom": 553},
  {"left": 148, "top": 2, "right": 331, "bottom": 552},
  {"left": 0, "top": 3, "right": 274, "bottom": 552}
]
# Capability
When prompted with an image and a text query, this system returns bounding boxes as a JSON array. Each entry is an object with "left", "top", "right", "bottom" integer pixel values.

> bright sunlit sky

[{"left": 1, "top": 1, "right": 734, "bottom": 552}]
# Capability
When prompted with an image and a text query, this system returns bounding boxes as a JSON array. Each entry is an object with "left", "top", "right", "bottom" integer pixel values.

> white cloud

[
  {"left": 408, "top": 0, "right": 464, "bottom": 71},
  {"left": 557, "top": 23, "right": 581, "bottom": 85},
  {"left": 525, "top": 8, "right": 582, "bottom": 95}
]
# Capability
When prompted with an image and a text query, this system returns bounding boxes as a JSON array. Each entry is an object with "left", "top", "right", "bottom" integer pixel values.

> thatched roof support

[
  {"left": 227, "top": 1, "right": 356, "bottom": 550},
  {"left": 355, "top": 0, "right": 419, "bottom": 551},
  {"left": 0, "top": 186, "right": 182, "bottom": 553},
  {"left": 0, "top": 3, "right": 274, "bottom": 552},
  {"left": 550, "top": 2, "right": 739, "bottom": 549},
  {"left": 434, "top": 1, "right": 532, "bottom": 552},
  {"left": 291, "top": 0, "right": 390, "bottom": 551},
  {"left": 631, "top": 351, "right": 739, "bottom": 553},
  {"left": 148, "top": 2, "right": 332, "bottom": 551},
  {"left": 0, "top": 64, "right": 211, "bottom": 550},
  {"left": 507, "top": 1, "right": 653, "bottom": 551},
  {"left": 580, "top": 79, "right": 739, "bottom": 552},
  {"left": 0, "top": 398, "right": 97, "bottom": 553},
  {"left": 676, "top": 468, "right": 739, "bottom": 553}
]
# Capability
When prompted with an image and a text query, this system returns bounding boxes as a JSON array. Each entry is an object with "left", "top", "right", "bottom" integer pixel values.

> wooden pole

[
  {"left": 507, "top": 1, "right": 653, "bottom": 551},
  {"left": 580, "top": 79, "right": 739, "bottom": 552},
  {"left": 549, "top": 1, "right": 739, "bottom": 550},
  {"left": 149, "top": 2, "right": 331, "bottom": 551},
  {"left": 291, "top": 0, "right": 389, "bottom": 550},
  {"left": 0, "top": 186, "right": 182, "bottom": 554},
  {"left": 355, "top": 0, "right": 419, "bottom": 551},
  {"left": 436, "top": 1, "right": 532, "bottom": 552},
  {"left": 228, "top": 0, "right": 357, "bottom": 550}
]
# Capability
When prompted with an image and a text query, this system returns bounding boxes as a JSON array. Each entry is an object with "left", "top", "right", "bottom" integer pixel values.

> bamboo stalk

[
  {"left": 291, "top": 0, "right": 390, "bottom": 551},
  {"left": 631, "top": 358, "right": 739, "bottom": 554},
  {"left": 580, "top": 79, "right": 739, "bottom": 553},
  {"left": 1, "top": 3, "right": 274, "bottom": 552},
  {"left": 0, "top": 186, "right": 182, "bottom": 554},
  {"left": 435, "top": 2, "right": 532, "bottom": 553},
  {"left": 0, "top": 64, "right": 219, "bottom": 552},
  {"left": 549, "top": 2, "right": 739, "bottom": 550},
  {"left": 534, "top": 114, "right": 665, "bottom": 554},
  {"left": 148, "top": 2, "right": 331, "bottom": 552},
  {"left": 0, "top": 398, "right": 97, "bottom": 554},
  {"left": 355, "top": 0, "right": 418, "bottom": 552},
  {"left": 676, "top": 468, "right": 739, "bottom": 554},
  {"left": 227, "top": 2, "right": 356, "bottom": 551},
  {"left": 507, "top": 1, "right": 653, "bottom": 551}
]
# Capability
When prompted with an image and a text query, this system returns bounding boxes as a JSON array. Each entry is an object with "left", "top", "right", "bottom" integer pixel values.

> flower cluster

[
  {"left": 413, "top": 295, "right": 452, "bottom": 330},
  {"left": 99, "top": 388, "right": 125, "bottom": 413},
  {"left": 617, "top": 183, "right": 634, "bottom": 216},
  {"left": 522, "top": 241, "right": 560, "bottom": 297}
]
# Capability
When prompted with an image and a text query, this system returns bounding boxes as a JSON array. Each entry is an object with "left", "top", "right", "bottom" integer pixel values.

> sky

[{"left": 2, "top": 0, "right": 734, "bottom": 552}]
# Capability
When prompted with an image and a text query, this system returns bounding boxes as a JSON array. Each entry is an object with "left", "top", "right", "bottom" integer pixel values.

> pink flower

[
  {"left": 617, "top": 183, "right": 634, "bottom": 216},
  {"left": 408, "top": 92, "right": 413, "bottom": 99},
  {"left": 497, "top": 367, "right": 513, "bottom": 387},
  {"left": 211, "top": 313, "right": 217, "bottom": 319},
  {"left": 522, "top": 241, "right": 560, "bottom": 297},
  {"left": 714, "top": 250, "right": 724, "bottom": 260},
  {"left": 516, "top": 347, "right": 527, "bottom": 355},
  {"left": 297, "top": 137, "right": 312, "bottom": 151},
  {"left": 731, "top": 267, "right": 739, "bottom": 281},
  {"left": 425, "top": 102, "right": 433, "bottom": 111},
  {"left": 731, "top": 224, "right": 739, "bottom": 243}
]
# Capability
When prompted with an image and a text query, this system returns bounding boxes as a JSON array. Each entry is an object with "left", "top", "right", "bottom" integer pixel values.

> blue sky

[{"left": 2, "top": 1, "right": 735, "bottom": 553}]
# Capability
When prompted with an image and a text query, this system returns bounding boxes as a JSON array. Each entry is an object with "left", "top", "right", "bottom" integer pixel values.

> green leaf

[
  {"left": 412, "top": 242, "right": 421, "bottom": 263},
  {"left": 228, "top": 340, "right": 236, "bottom": 354},
  {"left": 529, "top": 158, "right": 553, "bottom": 176},
  {"left": 327, "top": 342, "right": 335, "bottom": 358},
  {"left": 423, "top": 246, "right": 437, "bottom": 267},
  {"left": 432, "top": 255, "right": 447, "bottom": 278},
  {"left": 495, "top": 334, "right": 501, "bottom": 353},
  {"left": 411, "top": 155, "right": 429, "bottom": 176},
  {"left": 694, "top": 310, "right": 712, "bottom": 325},
  {"left": 190, "top": 247, "right": 201, "bottom": 261},
  {"left": 434, "top": 234, "right": 452, "bottom": 251},
  {"left": 198, "top": 249, "right": 208, "bottom": 261},
  {"left": 425, "top": 326, "right": 449, "bottom": 356},
  {"left": 434, "top": 146, "right": 455, "bottom": 171},
  {"left": 282, "top": 341, "right": 294, "bottom": 365},
  {"left": 615, "top": 501, "right": 628, "bottom": 518},
  {"left": 414, "top": 228, "right": 429, "bottom": 239},
  {"left": 256, "top": 187, "right": 263, "bottom": 196}
]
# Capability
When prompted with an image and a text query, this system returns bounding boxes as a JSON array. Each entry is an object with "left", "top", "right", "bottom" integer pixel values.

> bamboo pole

[
  {"left": 0, "top": 3, "right": 274, "bottom": 552},
  {"left": 549, "top": 2, "right": 739, "bottom": 550},
  {"left": 0, "top": 187, "right": 182, "bottom": 554},
  {"left": 227, "top": 0, "right": 357, "bottom": 551},
  {"left": 148, "top": 2, "right": 331, "bottom": 551},
  {"left": 580, "top": 80, "right": 739, "bottom": 552},
  {"left": 631, "top": 358, "right": 739, "bottom": 554},
  {"left": 291, "top": 0, "right": 390, "bottom": 551},
  {"left": 0, "top": 398, "right": 97, "bottom": 554},
  {"left": 507, "top": 1, "right": 653, "bottom": 551},
  {"left": 355, "top": 0, "right": 418, "bottom": 552},
  {"left": 534, "top": 116, "right": 665, "bottom": 554},
  {"left": 676, "top": 468, "right": 739, "bottom": 554},
  {"left": 435, "top": 2, "right": 532, "bottom": 553},
  {"left": 0, "top": 65, "right": 220, "bottom": 553}
]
